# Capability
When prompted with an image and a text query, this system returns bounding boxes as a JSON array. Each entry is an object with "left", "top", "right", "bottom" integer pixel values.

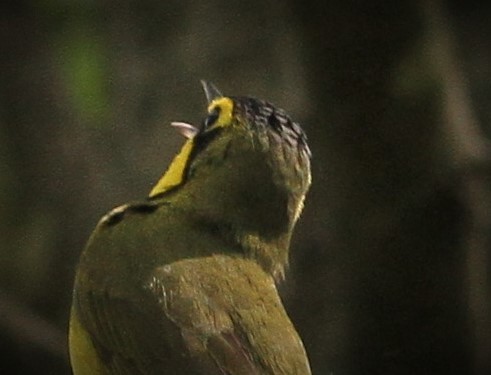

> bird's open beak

[
  {"left": 201, "top": 80, "right": 223, "bottom": 104},
  {"left": 170, "top": 81, "right": 223, "bottom": 139},
  {"left": 171, "top": 122, "right": 199, "bottom": 139}
]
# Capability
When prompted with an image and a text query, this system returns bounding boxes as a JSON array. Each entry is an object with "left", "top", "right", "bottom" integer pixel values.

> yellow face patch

[
  {"left": 207, "top": 97, "right": 234, "bottom": 128},
  {"left": 149, "top": 97, "right": 235, "bottom": 198},
  {"left": 149, "top": 138, "right": 195, "bottom": 198}
]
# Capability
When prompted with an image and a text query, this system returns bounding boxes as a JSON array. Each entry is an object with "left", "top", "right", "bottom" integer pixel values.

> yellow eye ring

[
  {"left": 207, "top": 97, "right": 234, "bottom": 128},
  {"left": 203, "top": 107, "right": 220, "bottom": 129}
]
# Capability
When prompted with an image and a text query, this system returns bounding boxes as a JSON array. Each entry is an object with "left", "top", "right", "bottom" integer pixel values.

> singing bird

[{"left": 69, "top": 81, "right": 312, "bottom": 374}]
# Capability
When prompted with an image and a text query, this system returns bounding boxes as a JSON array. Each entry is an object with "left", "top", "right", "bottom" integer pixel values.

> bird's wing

[
  {"left": 71, "top": 285, "right": 196, "bottom": 375},
  {"left": 146, "top": 255, "right": 311, "bottom": 375},
  {"left": 72, "top": 254, "right": 310, "bottom": 374}
]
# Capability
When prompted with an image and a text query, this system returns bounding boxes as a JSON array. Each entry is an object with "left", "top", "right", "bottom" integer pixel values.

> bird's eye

[{"left": 203, "top": 106, "right": 220, "bottom": 130}]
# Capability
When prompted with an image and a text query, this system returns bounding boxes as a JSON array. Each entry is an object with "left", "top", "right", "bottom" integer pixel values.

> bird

[{"left": 69, "top": 81, "right": 312, "bottom": 374}]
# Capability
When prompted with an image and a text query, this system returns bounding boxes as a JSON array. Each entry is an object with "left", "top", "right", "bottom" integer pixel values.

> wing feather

[{"left": 73, "top": 254, "right": 310, "bottom": 374}]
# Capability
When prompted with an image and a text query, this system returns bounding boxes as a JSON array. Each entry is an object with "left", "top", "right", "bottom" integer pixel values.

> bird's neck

[{"left": 171, "top": 149, "right": 297, "bottom": 280}]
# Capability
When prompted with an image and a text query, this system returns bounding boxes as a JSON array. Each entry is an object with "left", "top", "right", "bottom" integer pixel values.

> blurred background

[{"left": 1, "top": 0, "right": 490, "bottom": 374}]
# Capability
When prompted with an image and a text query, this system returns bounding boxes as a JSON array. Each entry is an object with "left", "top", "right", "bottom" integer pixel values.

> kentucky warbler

[{"left": 69, "top": 81, "right": 312, "bottom": 374}]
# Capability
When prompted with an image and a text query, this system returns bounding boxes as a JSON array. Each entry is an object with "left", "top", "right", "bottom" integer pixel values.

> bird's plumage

[{"left": 69, "top": 82, "right": 312, "bottom": 374}]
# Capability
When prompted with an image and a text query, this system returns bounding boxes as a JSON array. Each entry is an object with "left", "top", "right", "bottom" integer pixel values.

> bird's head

[{"left": 149, "top": 81, "right": 311, "bottom": 277}]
